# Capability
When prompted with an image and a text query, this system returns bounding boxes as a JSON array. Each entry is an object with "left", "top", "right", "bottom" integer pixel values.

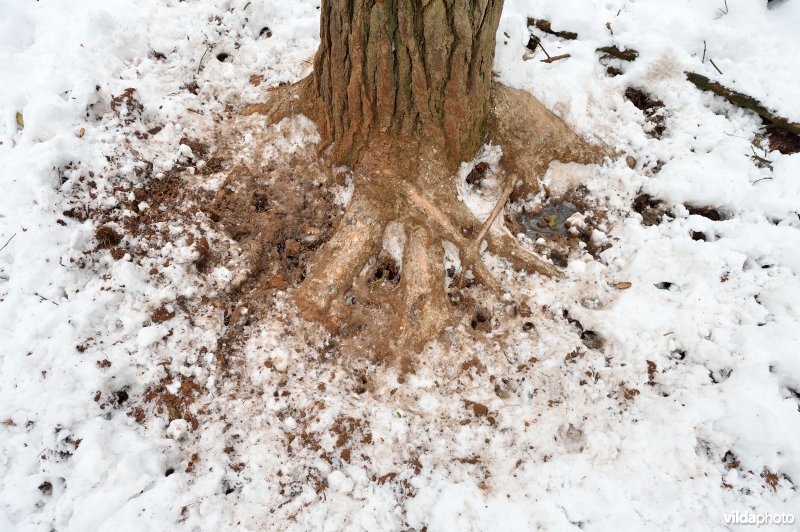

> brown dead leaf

[
  {"left": 762, "top": 469, "right": 780, "bottom": 491},
  {"left": 623, "top": 387, "right": 640, "bottom": 400},
  {"left": 1, "top": 419, "right": 16, "bottom": 427},
  {"left": 249, "top": 75, "right": 265, "bottom": 86},
  {"left": 615, "top": 281, "right": 632, "bottom": 289}
]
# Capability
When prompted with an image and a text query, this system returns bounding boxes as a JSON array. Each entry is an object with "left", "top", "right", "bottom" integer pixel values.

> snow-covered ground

[{"left": 2, "top": 0, "right": 799, "bottom": 530}]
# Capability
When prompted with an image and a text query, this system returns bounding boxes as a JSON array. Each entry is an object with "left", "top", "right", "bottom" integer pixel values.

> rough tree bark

[
  {"left": 249, "top": 0, "right": 606, "bottom": 358},
  {"left": 311, "top": 0, "right": 503, "bottom": 169}
]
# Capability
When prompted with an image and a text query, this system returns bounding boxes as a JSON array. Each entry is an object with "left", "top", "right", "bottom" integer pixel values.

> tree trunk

[{"left": 311, "top": 0, "right": 504, "bottom": 169}]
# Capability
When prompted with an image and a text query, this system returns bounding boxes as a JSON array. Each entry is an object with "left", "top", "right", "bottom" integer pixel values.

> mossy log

[{"left": 686, "top": 73, "right": 800, "bottom": 136}]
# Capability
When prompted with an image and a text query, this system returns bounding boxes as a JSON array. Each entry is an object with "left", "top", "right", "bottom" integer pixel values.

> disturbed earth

[{"left": 2, "top": 0, "right": 800, "bottom": 530}]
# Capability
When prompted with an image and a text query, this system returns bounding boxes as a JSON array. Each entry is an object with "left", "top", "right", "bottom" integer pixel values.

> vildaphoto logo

[{"left": 723, "top": 511, "right": 795, "bottom": 526}]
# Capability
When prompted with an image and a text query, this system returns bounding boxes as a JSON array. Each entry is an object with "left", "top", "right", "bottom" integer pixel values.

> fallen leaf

[
  {"left": 15, "top": 112, "right": 24, "bottom": 128},
  {"left": 615, "top": 281, "right": 632, "bottom": 289},
  {"left": 249, "top": 74, "right": 264, "bottom": 86},
  {"left": 544, "top": 214, "right": 557, "bottom": 228},
  {"left": 78, "top": 127, "right": 85, "bottom": 138},
  {"left": 1, "top": 419, "right": 16, "bottom": 427}
]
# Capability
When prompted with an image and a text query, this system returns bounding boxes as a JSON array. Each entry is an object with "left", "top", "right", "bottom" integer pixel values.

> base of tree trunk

[{"left": 240, "top": 78, "right": 607, "bottom": 359}]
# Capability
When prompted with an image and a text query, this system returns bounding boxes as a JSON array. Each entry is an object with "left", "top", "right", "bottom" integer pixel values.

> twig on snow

[
  {"left": 526, "top": 35, "right": 551, "bottom": 59},
  {"left": 541, "top": 54, "right": 571, "bottom": 64},
  {"left": 0, "top": 233, "right": 15, "bottom": 253},
  {"left": 198, "top": 42, "right": 215, "bottom": 74},
  {"left": 750, "top": 146, "right": 774, "bottom": 170},
  {"left": 475, "top": 176, "right": 519, "bottom": 246},
  {"left": 34, "top": 292, "right": 59, "bottom": 306}
]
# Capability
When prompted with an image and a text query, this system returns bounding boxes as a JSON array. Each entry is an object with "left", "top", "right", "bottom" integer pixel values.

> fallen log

[{"left": 686, "top": 73, "right": 800, "bottom": 136}]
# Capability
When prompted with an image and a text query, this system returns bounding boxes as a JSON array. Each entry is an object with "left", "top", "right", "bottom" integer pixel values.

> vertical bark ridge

[{"left": 311, "top": 0, "right": 504, "bottom": 169}]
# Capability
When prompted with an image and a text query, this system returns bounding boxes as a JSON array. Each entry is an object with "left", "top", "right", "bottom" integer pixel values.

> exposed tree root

[
  {"left": 395, "top": 179, "right": 502, "bottom": 294},
  {"left": 394, "top": 225, "right": 453, "bottom": 354},
  {"left": 489, "top": 84, "right": 608, "bottom": 199},
  {"left": 292, "top": 170, "right": 563, "bottom": 356},
  {"left": 294, "top": 194, "right": 386, "bottom": 326},
  {"left": 236, "top": 78, "right": 608, "bottom": 358},
  {"left": 240, "top": 77, "right": 314, "bottom": 125},
  {"left": 245, "top": 81, "right": 608, "bottom": 201}
]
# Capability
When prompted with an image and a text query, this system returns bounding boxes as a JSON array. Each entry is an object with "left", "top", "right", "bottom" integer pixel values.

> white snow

[{"left": 2, "top": 0, "right": 800, "bottom": 530}]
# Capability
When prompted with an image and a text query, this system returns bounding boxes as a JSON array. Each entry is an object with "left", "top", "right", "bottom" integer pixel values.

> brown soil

[
  {"left": 143, "top": 374, "right": 204, "bottom": 430},
  {"left": 766, "top": 126, "right": 800, "bottom": 154},
  {"left": 625, "top": 87, "right": 667, "bottom": 138},
  {"left": 151, "top": 305, "right": 175, "bottom": 324},
  {"left": 95, "top": 225, "right": 122, "bottom": 249},
  {"left": 110, "top": 88, "right": 144, "bottom": 125},
  {"left": 632, "top": 193, "right": 667, "bottom": 226}
]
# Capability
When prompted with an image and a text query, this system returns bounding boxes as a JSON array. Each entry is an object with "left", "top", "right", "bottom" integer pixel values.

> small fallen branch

[
  {"left": 34, "top": 292, "right": 58, "bottom": 306},
  {"left": 473, "top": 176, "right": 519, "bottom": 252},
  {"left": 527, "top": 18, "right": 578, "bottom": 40},
  {"left": 197, "top": 42, "right": 215, "bottom": 74},
  {"left": 686, "top": 72, "right": 800, "bottom": 136},
  {"left": 596, "top": 46, "right": 639, "bottom": 61},
  {"left": 458, "top": 175, "right": 518, "bottom": 292},
  {"left": 717, "top": 0, "right": 729, "bottom": 17},
  {"left": 0, "top": 233, "right": 15, "bottom": 253},
  {"left": 541, "top": 54, "right": 571, "bottom": 64}
]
